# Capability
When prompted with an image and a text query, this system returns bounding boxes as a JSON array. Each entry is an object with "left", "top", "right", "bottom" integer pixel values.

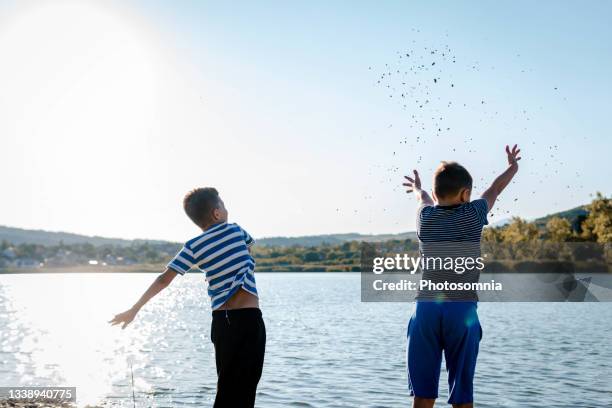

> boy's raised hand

[
  {"left": 403, "top": 169, "right": 434, "bottom": 205},
  {"left": 403, "top": 169, "right": 422, "bottom": 193},
  {"left": 482, "top": 144, "right": 522, "bottom": 211},
  {"left": 506, "top": 144, "right": 521, "bottom": 168}
]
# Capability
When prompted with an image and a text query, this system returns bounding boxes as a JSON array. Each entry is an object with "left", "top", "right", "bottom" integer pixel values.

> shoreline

[
  {"left": 0, "top": 260, "right": 609, "bottom": 274},
  {"left": 0, "top": 265, "right": 356, "bottom": 274}
]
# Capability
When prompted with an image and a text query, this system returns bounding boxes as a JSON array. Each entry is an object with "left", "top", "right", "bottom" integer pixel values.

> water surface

[{"left": 0, "top": 273, "right": 610, "bottom": 407}]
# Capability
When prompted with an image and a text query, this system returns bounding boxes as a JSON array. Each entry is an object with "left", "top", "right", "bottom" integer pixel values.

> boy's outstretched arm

[
  {"left": 481, "top": 144, "right": 521, "bottom": 211},
  {"left": 108, "top": 268, "right": 179, "bottom": 329},
  {"left": 403, "top": 169, "right": 434, "bottom": 206}
]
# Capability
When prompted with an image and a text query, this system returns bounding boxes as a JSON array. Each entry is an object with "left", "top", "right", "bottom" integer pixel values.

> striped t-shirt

[
  {"left": 167, "top": 222, "right": 257, "bottom": 310},
  {"left": 416, "top": 198, "right": 489, "bottom": 301}
]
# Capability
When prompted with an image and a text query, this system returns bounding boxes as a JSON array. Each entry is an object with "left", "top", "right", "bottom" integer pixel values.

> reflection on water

[
  {"left": 0, "top": 273, "right": 168, "bottom": 406},
  {"left": 0, "top": 273, "right": 611, "bottom": 407}
]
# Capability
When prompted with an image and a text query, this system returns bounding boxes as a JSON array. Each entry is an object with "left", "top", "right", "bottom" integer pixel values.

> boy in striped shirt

[
  {"left": 110, "top": 187, "right": 265, "bottom": 408},
  {"left": 402, "top": 145, "right": 521, "bottom": 408}
]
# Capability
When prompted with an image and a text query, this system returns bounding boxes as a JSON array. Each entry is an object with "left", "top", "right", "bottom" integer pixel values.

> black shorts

[{"left": 211, "top": 308, "right": 266, "bottom": 408}]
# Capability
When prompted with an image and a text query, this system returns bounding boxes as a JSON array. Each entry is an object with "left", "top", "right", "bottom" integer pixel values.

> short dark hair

[
  {"left": 433, "top": 161, "right": 472, "bottom": 199},
  {"left": 183, "top": 187, "right": 220, "bottom": 227}
]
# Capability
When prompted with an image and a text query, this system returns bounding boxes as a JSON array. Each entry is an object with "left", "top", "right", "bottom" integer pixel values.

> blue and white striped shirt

[
  {"left": 416, "top": 198, "right": 489, "bottom": 301},
  {"left": 167, "top": 222, "right": 257, "bottom": 310}
]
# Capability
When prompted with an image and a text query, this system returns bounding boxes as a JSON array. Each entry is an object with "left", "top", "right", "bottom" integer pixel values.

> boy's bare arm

[
  {"left": 108, "top": 268, "right": 179, "bottom": 329},
  {"left": 481, "top": 144, "right": 521, "bottom": 211},
  {"left": 403, "top": 169, "right": 434, "bottom": 206}
]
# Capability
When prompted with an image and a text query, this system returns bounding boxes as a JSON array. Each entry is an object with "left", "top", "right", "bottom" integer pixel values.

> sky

[{"left": 0, "top": 0, "right": 611, "bottom": 242}]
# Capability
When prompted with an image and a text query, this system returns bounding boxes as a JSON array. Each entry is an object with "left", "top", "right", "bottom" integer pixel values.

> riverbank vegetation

[{"left": 1, "top": 194, "right": 609, "bottom": 273}]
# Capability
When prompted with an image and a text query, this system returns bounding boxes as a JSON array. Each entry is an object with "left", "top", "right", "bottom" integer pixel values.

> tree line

[{"left": 1, "top": 193, "right": 609, "bottom": 272}]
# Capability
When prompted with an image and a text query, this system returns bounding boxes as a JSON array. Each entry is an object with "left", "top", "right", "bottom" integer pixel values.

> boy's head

[
  {"left": 183, "top": 187, "right": 228, "bottom": 229},
  {"left": 432, "top": 161, "right": 472, "bottom": 204}
]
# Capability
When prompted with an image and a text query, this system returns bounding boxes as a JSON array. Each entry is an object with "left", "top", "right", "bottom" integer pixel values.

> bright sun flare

[{"left": 0, "top": 1, "right": 158, "bottom": 192}]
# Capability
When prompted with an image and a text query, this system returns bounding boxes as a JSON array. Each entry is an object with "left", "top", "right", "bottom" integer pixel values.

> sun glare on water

[{"left": 1, "top": 273, "right": 165, "bottom": 407}]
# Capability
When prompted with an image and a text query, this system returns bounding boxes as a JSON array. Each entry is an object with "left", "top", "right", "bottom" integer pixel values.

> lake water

[{"left": 0, "top": 273, "right": 611, "bottom": 407}]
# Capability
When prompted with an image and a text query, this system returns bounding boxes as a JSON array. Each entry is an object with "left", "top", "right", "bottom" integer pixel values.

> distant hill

[
  {"left": 256, "top": 232, "right": 416, "bottom": 247},
  {"left": 490, "top": 218, "right": 512, "bottom": 227},
  {"left": 0, "top": 224, "right": 416, "bottom": 248},
  {"left": 0, "top": 225, "right": 165, "bottom": 247},
  {"left": 488, "top": 205, "right": 589, "bottom": 229},
  {"left": 533, "top": 205, "right": 589, "bottom": 229},
  {"left": 0, "top": 202, "right": 588, "bottom": 248}
]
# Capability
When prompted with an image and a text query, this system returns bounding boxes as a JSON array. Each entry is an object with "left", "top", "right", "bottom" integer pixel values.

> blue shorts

[{"left": 406, "top": 301, "right": 482, "bottom": 404}]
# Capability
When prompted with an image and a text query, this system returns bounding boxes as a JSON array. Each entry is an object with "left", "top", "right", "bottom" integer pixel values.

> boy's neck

[
  {"left": 435, "top": 196, "right": 465, "bottom": 207},
  {"left": 200, "top": 220, "right": 227, "bottom": 232}
]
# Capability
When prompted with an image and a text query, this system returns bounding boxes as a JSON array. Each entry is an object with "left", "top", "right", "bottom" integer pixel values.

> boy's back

[
  {"left": 109, "top": 188, "right": 266, "bottom": 408},
  {"left": 416, "top": 199, "right": 488, "bottom": 301},
  {"left": 402, "top": 145, "right": 521, "bottom": 407},
  {"left": 167, "top": 221, "right": 257, "bottom": 310}
]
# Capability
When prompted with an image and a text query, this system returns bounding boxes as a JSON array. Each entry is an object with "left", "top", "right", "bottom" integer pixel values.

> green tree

[
  {"left": 303, "top": 251, "right": 322, "bottom": 263},
  {"left": 581, "top": 192, "right": 612, "bottom": 243},
  {"left": 482, "top": 226, "right": 504, "bottom": 243},
  {"left": 499, "top": 217, "right": 540, "bottom": 259},
  {"left": 482, "top": 226, "right": 506, "bottom": 260},
  {"left": 546, "top": 216, "right": 572, "bottom": 242},
  {"left": 501, "top": 217, "right": 539, "bottom": 243}
]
